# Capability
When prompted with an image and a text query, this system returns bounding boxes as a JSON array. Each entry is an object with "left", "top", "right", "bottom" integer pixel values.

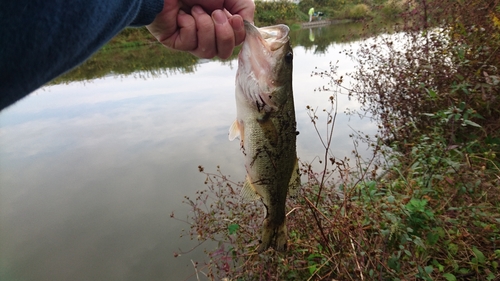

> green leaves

[
  {"left": 404, "top": 198, "right": 435, "bottom": 234},
  {"left": 228, "top": 223, "right": 240, "bottom": 235},
  {"left": 443, "top": 273, "right": 457, "bottom": 281},
  {"left": 405, "top": 198, "right": 429, "bottom": 214},
  {"left": 471, "top": 246, "right": 486, "bottom": 265}
]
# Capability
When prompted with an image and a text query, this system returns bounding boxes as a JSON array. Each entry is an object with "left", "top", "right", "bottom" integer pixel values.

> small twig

[
  {"left": 306, "top": 255, "right": 334, "bottom": 281},
  {"left": 191, "top": 259, "right": 201, "bottom": 281},
  {"left": 304, "top": 196, "right": 334, "bottom": 255},
  {"left": 350, "top": 238, "right": 365, "bottom": 281},
  {"left": 317, "top": 96, "right": 338, "bottom": 207},
  {"left": 469, "top": 155, "right": 500, "bottom": 173},
  {"left": 286, "top": 206, "right": 302, "bottom": 217},
  {"left": 175, "top": 240, "right": 206, "bottom": 255}
]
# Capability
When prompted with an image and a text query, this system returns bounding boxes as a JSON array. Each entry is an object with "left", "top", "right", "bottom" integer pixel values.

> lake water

[{"left": 0, "top": 24, "right": 378, "bottom": 280}]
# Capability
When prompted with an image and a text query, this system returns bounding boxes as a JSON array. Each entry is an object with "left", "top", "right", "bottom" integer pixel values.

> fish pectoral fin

[
  {"left": 228, "top": 120, "right": 241, "bottom": 141},
  {"left": 240, "top": 178, "right": 261, "bottom": 201},
  {"left": 288, "top": 158, "right": 301, "bottom": 198}
]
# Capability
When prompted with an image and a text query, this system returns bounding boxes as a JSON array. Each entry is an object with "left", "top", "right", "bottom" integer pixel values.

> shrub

[
  {"left": 347, "top": 4, "right": 372, "bottom": 20},
  {"left": 380, "top": 0, "right": 404, "bottom": 20},
  {"left": 254, "top": 1, "right": 298, "bottom": 25},
  {"left": 349, "top": 0, "right": 500, "bottom": 149},
  {"left": 173, "top": 92, "right": 500, "bottom": 280}
]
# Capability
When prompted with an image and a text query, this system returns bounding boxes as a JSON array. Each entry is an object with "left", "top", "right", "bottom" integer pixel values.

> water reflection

[
  {"left": 53, "top": 21, "right": 385, "bottom": 84},
  {"left": 0, "top": 23, "right": 377, "bottom": 280}
]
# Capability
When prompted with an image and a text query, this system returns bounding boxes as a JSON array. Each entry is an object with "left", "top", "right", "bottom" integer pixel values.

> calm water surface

[{"left": 0, "top": 25, "right": 377, "bottom": 280}]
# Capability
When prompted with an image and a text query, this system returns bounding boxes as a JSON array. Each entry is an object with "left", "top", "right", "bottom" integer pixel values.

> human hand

[{"left": 146, "top": 0, "right": 255, "bottom": 59}]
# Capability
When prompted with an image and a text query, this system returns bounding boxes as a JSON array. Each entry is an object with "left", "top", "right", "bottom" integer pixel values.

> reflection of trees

[
  {"left": 53, "top": 21, "right": 395, "bottom": 84},
  {"left": 290, "top": 20, "right": 398, "bottom": 54},
  {"left": 51, "top": 44, "right": 229, "bottom": 85},
  {"left": 52, "top": 43, "right": 242, "bottom": 84}
]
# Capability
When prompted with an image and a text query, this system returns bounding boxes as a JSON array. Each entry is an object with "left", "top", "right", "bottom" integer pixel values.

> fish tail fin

[{"left": 257, "top": 218, "right": 287, "bottom": 253}]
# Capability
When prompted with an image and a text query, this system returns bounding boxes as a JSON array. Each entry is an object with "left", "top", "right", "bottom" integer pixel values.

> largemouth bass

[{"left": 229, "top": 22, "right": 300, "bottom": 253}]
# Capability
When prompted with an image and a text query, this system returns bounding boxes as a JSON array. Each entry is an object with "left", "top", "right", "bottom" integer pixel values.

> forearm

[{"left": 0, "top": 0, "right": 163, "bottom": 110}]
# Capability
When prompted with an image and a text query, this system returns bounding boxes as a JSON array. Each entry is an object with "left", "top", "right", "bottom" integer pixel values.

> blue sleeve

[{"left": 0, "top": 0, "right": 164, "bottom": 110}]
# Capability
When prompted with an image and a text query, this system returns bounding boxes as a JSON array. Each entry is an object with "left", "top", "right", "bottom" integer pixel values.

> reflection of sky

[{"left": 0, "top": 42, "right": 376, "bottom": 280}]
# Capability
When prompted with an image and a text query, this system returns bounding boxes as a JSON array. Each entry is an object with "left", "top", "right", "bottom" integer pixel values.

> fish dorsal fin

[
  {"left": 288, "top": 158, "right": 301, "bottom": 198},
  {"left": 240, "top": 178, "right": 261, "bottom": 201},
  {"left": 228, "top": 120, "right": 241, "bottom": 141}
]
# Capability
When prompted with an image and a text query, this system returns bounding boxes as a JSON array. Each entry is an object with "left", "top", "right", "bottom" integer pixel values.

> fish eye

[{"left": 285, "top": 51, "right": 293, "bottom": 63}]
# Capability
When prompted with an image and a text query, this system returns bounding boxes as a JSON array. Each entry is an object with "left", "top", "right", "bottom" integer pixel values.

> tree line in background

[{"left": 255, "top": 0, "right": 407, "bottom": 25}]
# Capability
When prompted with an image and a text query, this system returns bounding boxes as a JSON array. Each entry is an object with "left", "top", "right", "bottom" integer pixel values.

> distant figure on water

[{"left": 308, "top": 7, "right": 314, "bottom": 22}]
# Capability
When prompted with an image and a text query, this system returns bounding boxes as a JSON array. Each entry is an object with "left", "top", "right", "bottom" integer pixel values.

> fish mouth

[
  {"left": 243, "top": 21, "right": 290, "bottom": 51},
  {"left": 238, "top": 22, "right": 291, "bottom": 110}
]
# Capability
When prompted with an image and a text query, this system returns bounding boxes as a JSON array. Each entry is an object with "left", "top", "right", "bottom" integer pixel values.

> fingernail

[
  {"left": 232, "top": 15, "right": 244, "bottom": 31},
  {"left": 212, "top": 10, "right": 227, "bottom": 25}
]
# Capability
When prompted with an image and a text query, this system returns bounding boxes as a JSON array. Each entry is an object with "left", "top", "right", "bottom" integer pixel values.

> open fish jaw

[{"left": 237, "top": 22, "right": 291, "bottom": 112}]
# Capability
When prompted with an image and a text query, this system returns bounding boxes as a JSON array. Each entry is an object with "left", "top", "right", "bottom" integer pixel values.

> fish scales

[{"left": 229, "top": 22, "right": 300, "bottom": 253}]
